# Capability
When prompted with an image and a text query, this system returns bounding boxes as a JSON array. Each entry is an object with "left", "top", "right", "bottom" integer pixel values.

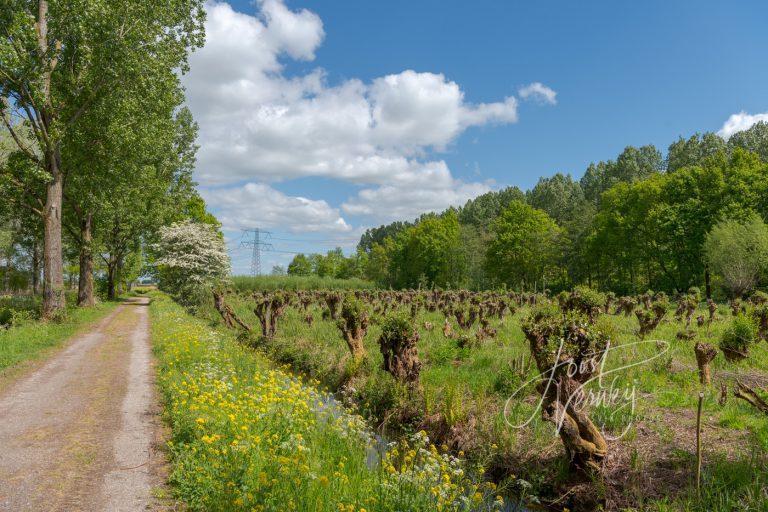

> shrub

[
  {"left": 154, "top": 220, "right": 230, "bottom": 305},
  {"left": 0, "top": 307, "right": 13, "bottom": 328},
  {"left": 721, "top": 314, "right": 758, "bottom": 361},
  {"left": 379, "top": 313, "right": 421, "bottom": 385}
]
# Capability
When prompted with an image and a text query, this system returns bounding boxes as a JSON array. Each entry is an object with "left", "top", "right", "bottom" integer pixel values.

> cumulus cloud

[
  {"left": 184, "top": 1, "right": 554, "bottom": 232},
  {"left": 518, "top": 82, "right": 557, "bottom": 105},
  {"left": 343, "top": 179, "right": 491, "bottom": 223},
  {"left": 717, "top": 111, "right": 768, "bottom": 139},
  {"left": 203, "top": 183, "right": 351, "bottom": 233}
]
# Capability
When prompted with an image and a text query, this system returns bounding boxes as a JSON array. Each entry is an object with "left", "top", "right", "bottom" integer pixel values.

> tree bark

[
  {"left": 2, "top": 252, "right": 9, "bottom": 292},
  {"left": 704, "top": 266, "right": 712, "bottom": 300},
  {"left": 694, "top": 342, "right": 717, "bottom": 385},
  {"left": 77, "top": 213, "right": 95, "bottom": 306},
  {"left": 106, "top": 260, "right": 117, "bottom": 300},
  {"left": 116, "top": 262, "right": 124, "bottom": 295},
  {"left": 38, "top": 0, "right": 66, "bottom": 318},
  {"left": 42, "top": 160, "right": 65, "bottom": 317},
  {"left": 32, "top": 243, "right": 39, "bottom": 294}
]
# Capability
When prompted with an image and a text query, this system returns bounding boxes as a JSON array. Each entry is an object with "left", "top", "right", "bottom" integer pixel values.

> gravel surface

[{"left": 0, "top": 297, "right": 164, "bottom": 511}]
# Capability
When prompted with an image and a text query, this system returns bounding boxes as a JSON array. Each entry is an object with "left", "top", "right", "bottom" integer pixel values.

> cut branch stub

[
  {"left": 733, "top": 381, "right": 768, "bottom": 415},
  {"left": 212, "top": 290, "right": 251, "bottom": 332},
  {"left": 694, "top": 342, "right": 717, "bottom": 385},
  {"left": 253, "top": 292, "right": 288, "bottom": 338},
  {"left": 325, "top": 292, "right": 342, "bottom": 320},
  {"left": 336, "top": 296, "right": 369, "bottom": 362},
  {"left": 379, "top": 313, "right": 421, "bottom": 386}
]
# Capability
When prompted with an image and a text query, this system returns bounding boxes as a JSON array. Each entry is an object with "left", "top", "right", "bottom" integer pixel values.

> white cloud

[
  {"left": 185, "top": 1, "right": 553, "bottom": 229},
  {"left": 203, "top": 183, "right": 351, "bottom": 233},
  {"left": 717, "top": 111, "right": 768, "bottom": 139},
  {"left": 518, "top": 82, "right": 557, "bottom": 105},
  {"left": 342, "top": 162, "right": 492, "bottom": 223}
]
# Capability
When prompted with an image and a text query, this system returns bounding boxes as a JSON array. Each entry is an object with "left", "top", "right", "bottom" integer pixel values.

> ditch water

[{"left": 312, "top": 391, "right": 530, "bottom": 512}]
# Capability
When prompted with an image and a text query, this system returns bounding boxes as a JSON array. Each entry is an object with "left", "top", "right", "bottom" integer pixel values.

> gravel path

[{"left": 0, "top": 297, "right": 165, "bottom": 511}]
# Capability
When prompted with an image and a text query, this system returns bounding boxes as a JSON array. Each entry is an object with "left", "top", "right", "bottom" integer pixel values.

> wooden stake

[{"left": 696, "top": 392, "right": 704, "bottom": 495}]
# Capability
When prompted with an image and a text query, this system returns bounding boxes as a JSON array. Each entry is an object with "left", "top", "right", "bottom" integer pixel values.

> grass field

[
  {"left": 231, "top": 275, "right": 376, "bottom": 292},
  {"left": 150, "top": 291, "right": 506, "bottom": 512},
  {"left": 0, "top": 297, "right": 117, "bottom": 378},
  {"left": 198, "top": 290, "right": 768, "bottom": 511}
]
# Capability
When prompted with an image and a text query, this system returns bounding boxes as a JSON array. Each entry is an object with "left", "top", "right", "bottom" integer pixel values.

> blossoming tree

[{"left": 155, "top": 220, "right": 230, "bottom": 303}]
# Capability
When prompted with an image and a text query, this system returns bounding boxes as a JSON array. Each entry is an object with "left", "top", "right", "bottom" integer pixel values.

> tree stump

[{"left": 694, "top": 342, "right": 717, "bottom": 385}]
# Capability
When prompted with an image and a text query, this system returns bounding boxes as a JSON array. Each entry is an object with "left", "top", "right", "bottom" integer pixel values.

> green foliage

[
  {"left": 0, "top": 301, "right": 115, "bottom": 372},
  {"left": 728, "top": 121, "right": 768, "bottom": 162},
  {"left": 666, "top": 132, "right": 726, "bottom": 172},
  {"left": 570, "top": 285, "right": 607, "bottom": 316},
  {"left": 390, "top": 210, "right": 465, "bottom": 288},
  {"left": 580, "top": 145, "right": 663, "bottom": 203},
  {"left": 0, "top": 307, "right": 12, "bottom": 327},
  {"left": 704, "top": 213, "right": 768, "bottom": 298},
  {"left": 457, "top": 186, "right": 526, "bottom": 229},
  {"left": 287, "top": 253, "right": 313, "bottom": 276},
  {"left": 339, "top": 296, "right": 368, "bottom": 326},
  {"left": 232, "top": 275, "right": 375, "bottom": 292},
  {"left": 380, "top": 312, "right": 417, "bottom": 343},
  {"left": 485, "top": 200, "right": 562, "bottom": 288},
  {"left": 720, "top": 314, "right": 758, "bottom": 354},
  {"left": 526, "top": 172, "right": 586, "bottom": 225}
]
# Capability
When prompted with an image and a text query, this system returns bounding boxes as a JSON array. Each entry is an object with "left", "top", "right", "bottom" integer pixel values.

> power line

[
  {"left": 239, "top": 228, "right": 273, "bottom": 276},
  {"left": 267, "top": 236, "right": 360, "bottom": 244}
]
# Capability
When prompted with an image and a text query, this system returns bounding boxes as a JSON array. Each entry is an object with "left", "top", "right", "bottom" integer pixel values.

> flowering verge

[{"left": 150, "top": 293, "right": 503, "bottom": 512}]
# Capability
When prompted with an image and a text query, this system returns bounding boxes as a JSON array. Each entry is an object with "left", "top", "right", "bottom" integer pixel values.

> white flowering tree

[{"left": 155, "top": 220, "right": 230, "bottom": 303}]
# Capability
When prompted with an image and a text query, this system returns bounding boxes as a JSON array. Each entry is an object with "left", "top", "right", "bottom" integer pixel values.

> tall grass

[
  {"left": 0, "top": 300, "right": 116, "bottom": 376},
  {"left": 198, "top": 293, "right": 768, "bottom": 510},
  {"left": 232, "top": 275, "right": 376, "bottom": 292},
  {"left": 150, "top": 292, "right": 503, "bottom": 512}
]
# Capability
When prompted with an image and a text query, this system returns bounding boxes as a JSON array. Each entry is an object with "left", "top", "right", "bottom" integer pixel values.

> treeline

[
  {"left": 289, "top": 123, "right": 768, "bottom": 297},
  {"left": 0, "top": 1, "right": 213, "bottom": 316}
]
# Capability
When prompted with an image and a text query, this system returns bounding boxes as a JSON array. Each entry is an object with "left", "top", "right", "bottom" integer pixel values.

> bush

[
  {"left": 154, "top": 220, "right": 230, "bottom": 305},
  {"left": 721, "top": 314, "right": 758, "bottom": 359},
  {"left": 0, "top": 307, "right": 13, "bottom": 328}
]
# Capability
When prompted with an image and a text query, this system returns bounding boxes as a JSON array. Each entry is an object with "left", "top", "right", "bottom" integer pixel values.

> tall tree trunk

[
  {"left": 32, "top": 243, "right": 39, "bottom": 294},
  {"left": 2, "top": 253, "right": 9, "bottom": 292},
  {"left": 42, "top": 161, "right": 65, "bottom": 317},
  {"left": 106, "top": 256, "right": 117, "bottom": 300},
  {"left": 77, "top": 213, "right": 95, "bottom": 306},
  {"left": 38, "top": 0, "right": 66, "bottom": 318},
  {"left": 116, "top": 258, "right": 124, "bottom": 295},
  {"left": 704, "top": 266, "right": 712, "bottom": 300}
]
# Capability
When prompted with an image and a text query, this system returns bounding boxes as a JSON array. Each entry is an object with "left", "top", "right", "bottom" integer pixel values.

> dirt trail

[{"left": 0, "top": 297, "right": 165, "bottom": 512}]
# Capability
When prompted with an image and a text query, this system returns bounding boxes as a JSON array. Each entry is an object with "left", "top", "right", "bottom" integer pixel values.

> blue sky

[{"left": 183, "top": 0, "right": 768, "bottom": 274}]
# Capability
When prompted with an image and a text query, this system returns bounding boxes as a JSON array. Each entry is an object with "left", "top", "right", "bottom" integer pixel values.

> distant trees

[
  {"left": 728, "top": 121, "right": 768, "bottom": 162},
  {"left": 666, "top": 133, "right": 726, "bottom": 172},
  {"left": 485, "top": 201, "right": 562, "bottom": 289},
  {"left": 286, "top": 248, "right": 366, "bottom": 281},
  {"left": 357, "top": 123, "right": 768, "bottom": 296},
  {"left": 287, "top": 254, "right": 312, "bottom": 276},
  {"left": 389, "top": 211, "right": 464, "bottom": 289},
  {"left": 704, "top": 214, "right": 768, "bottom": 298},
  {"left": 580, "top": 145, "right": 663, "bottom": 203},
  {"left": 527, "top": 173, "right": 586, "bottom": 225},
  {"left": 457, "top": 186, "right": 526, "bottom": 229}
]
